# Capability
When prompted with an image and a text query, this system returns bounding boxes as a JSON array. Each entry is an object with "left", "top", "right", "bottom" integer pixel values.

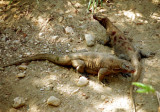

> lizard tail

[
  {"left": 2, "top": 54, "right": 72, "bottom": 68},
  {"left": 130, "top": 57, "right": 142, "bottom": 112}
]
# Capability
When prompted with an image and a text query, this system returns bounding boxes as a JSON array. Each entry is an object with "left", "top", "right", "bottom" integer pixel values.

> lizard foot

[{"left": 120, "top": 73, "right": 131, "bottom": 78}]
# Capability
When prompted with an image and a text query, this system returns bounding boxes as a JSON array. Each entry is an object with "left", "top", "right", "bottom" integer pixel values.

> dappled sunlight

[
  {"left": 150, "top": 12, "right": 160, "bottom": 20},
  {"left": 151, "top": 0, "right": 160, "bottom": 4},
  {"left": 0, "top": 1, "right": 10, "bottom": 5},
  {"left": 119, "top": 10, "right": 143, "bottom": 21},
  {"left": 32, "top": 72, "right": 58, "bottom": 87},
  {"left": 94, "top": 95, "right": 130, "bottom": 111},
  {"left": 89, "top": 80, "right": 112, "bottom": 93},
  {"left": 144, "top": 57, "right": 160, "bottom": 68},
  {"left": 56, "top": 83, "right": 80, "bottom": 96},
  {"left": 27, "top": 105, "right": 40, "bottom": 112},
  {"left": 0, "top": 0, "right": 159, "bottom": 111}
]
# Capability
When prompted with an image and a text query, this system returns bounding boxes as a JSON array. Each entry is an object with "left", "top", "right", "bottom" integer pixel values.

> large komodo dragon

[
  {"left": 93, "top": 14, "right": 154, "bottom": 112},
  {"left": 0, "top": 52, "right": 135, "bottom": 82}
]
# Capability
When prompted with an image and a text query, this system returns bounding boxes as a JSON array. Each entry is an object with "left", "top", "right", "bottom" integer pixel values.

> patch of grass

[{"left": 88, "top": 0, "right": 103, "bottom": 13}]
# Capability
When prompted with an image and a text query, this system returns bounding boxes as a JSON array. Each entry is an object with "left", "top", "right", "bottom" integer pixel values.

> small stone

[
  {"left": 68, "top": 15, "right": 73, "bottom": 18},
  {"left": 40, "top": 88, "right": 44, "bottom": 91},
  {"left": 47, "top": 96, "right": 61, "bottom": 106},
  {"left": 66, "top": 50, "right": 69, "bottom": 53},
  {"left": 24, "top": 52, "right": 31, "bottom": 56},
  {"left": 85, "top": 34, "right": 95, "bottom": 47},
  {"left": 16, "top": 73, "right": 25, "bottom": 78},
  {"left": 101, "top": 95, "right": 106, "bottom": 100},
  {"left": 13, "top": 40, "right": 20, "bottom": 44},
  {"left": 18, "top": 64, "right": 27, "bottom": 70},
  {"left": 77, "top": 76, "right": 89, "bottom": 87},
  {"left": 65, "top": 26, "right": 74, "bottom": 35},
  {"left": 75, "top": 3, "right": 82, "bottom": 8},
  {"left": 58, "top": 17, "right": 63, "bottom": 23},
  {"left": 13, "top": 97, "right": 25, "bottom": 108}
]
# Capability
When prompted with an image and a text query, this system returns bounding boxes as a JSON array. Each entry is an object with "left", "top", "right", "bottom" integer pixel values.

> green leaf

[
  {"left": 132, "top": 82, "right": 155, "bottom": 94},
  {"left": 136, "top": 89, "right": 148, "bottom": 93},
  {"left": 100, "top": 0, "right": 103, "bottom": 7},
  {"left": 9, "top": 0, "right": 13, "bottom": 5},
  {"left": 88, "top": 0, "right": 92, "bottom": 11},
  {"left": 132, "top": 82, "right": 147, "bottom": 89}
]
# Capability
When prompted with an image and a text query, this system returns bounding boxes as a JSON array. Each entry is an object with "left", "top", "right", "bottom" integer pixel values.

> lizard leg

[
  {"left": 140, "top": 50, "right": 155, "bottom": 59},
  {"left": 71, "top": 60, "right": 85, "bottom": 73},
  {"left": 98, "top": 68, "right": 110, "bottom": 82}
]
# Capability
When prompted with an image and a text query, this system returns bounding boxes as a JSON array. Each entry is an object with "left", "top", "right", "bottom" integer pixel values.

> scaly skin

[
  {"left": 0, "top": 52, "right": 135, "bottom": 82},
  {"left": 93, "top": 14, "right": 141, "bottom": 112}
]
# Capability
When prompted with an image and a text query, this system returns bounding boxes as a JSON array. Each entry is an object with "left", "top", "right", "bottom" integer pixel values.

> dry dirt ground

[{"left": 0, "top": 0, "right": 160, "bottom": 112}]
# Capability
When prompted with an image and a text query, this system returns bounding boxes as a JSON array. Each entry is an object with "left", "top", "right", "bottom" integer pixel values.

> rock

[
  {"left": 101, "top": 95, "right": 106, "bottom": 100},
  {"left": 77, "top": 76, "right": 89, "bottom": 87},
  {"left": 40, "top": 88, "right": 45, "bottom": 91},
  {"left": 16, "top": 73, "right": 25, "bottom": 78},
  {"left": 65, "top": 26, "right": 74, "bottom": 35},
  {"left": 24, "top": 52, "right": 31, "bottom": 56},
  {"left": 13, "top": 40, "right": 20, "bottom": 44},
  {"left": 47, "top": 96, "right": 61, "bottom": 106},
  {"left": 13, "top": 97, "right": 26, "bottom": 108},
  {"left": 58, "top": 17, "right": 63, "bottom": 23},
  {"left": 68, "top": 15, "right": 73, "bottom": 18},
  {"left": 18, "top": 64, "right": 27, "bottom": 70},
  {"left": 66, "top": 50, "right": 69, "bottom": 53},
  {"left": 75, "top": 3, "right": 82, "bottom": 8},
  {"left": 85, "top": 34, "right": 95, "bottom": 47}
]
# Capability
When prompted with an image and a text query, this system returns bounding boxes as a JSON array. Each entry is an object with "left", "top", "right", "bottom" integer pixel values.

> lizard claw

[{"left": 121, "top": 73, "right": 131, "bottom": 78}]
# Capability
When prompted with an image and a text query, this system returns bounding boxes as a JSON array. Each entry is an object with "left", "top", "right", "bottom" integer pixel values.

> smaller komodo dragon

[
  {"left": 93, "top": 14, "right": 155, "bottom": 112},
  {"left": 0, "top": 52, "right": 135, "bottom": 82}
]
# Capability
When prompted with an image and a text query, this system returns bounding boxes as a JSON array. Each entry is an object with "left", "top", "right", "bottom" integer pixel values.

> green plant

[
  {"left": 9, "top": 0, "right": 13, "bottom": 5},
  {"left": 132, "top": 82, "right": 155, "bottom": 93},
  {"left": 88, "top": 0, "right": 103, "bottom": 13}
]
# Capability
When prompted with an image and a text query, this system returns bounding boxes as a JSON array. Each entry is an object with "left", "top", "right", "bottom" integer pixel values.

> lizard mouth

[{"left": 130, "top": 70, "right": 135, "bottom": 73}]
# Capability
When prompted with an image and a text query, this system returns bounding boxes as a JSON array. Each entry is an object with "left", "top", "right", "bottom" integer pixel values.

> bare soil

[{"left": 0, "top": 0, "right": 160, "bottom": 112}]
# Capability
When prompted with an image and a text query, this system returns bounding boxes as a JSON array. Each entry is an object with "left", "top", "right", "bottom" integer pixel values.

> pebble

[
  {"left": 13, "top": 40, "right": 20, "bottom": 44},
  {"left": 77, "top": 76, "right": 89, "bottom": 87},
  {"left": 101, "top": 95, "right": 106, "bottom": 100},
  {"left": 65, "top": 26, "right": 74, "bottom": 35},
  {"left": 68, "top": 15, "right": 73, "bottom": 18},
  {"left": 84, "top": 34, "right": 95, "bottom": 47},
  {"left": 18, "top": 64, "right": 27, "bottom": 70},
  {"left": 58, "top": 17, "right": 63, "bottom": 23},
  {"left": 66, "top": 50, "right": 69, "bottom": 53},
  {"left": 40, "top": 88, "right": 45, "bottom": 91},
  {"left": 24, "top": 52, "right": 31, "bottom": 56},
  {"left": 47, "top": 96, "right": 61, "bottom": 106},
  {"left": 74, "top": 3, "right": 82, "bottom": 8},
  {"left": 16, "top": 73, "right": 25, "bottom": 78},
  {"left": 13, "top": 97, "right": 26, "bottom": 108}
]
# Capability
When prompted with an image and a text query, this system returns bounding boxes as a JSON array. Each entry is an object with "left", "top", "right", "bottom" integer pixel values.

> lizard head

[
  {"left": 121, "top": 61, "right": 135, "bottom": 73},
  {"left": 93, "top": 14, "right": 109, "bottom": 29}
]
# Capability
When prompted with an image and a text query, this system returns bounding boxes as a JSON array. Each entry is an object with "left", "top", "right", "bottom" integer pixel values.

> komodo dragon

[
  {"left": 0, "top": 52, "right": 135, "bottom": 82},
  {"left": 93, "top": 14, "right": 154, "bottom": 112}
]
